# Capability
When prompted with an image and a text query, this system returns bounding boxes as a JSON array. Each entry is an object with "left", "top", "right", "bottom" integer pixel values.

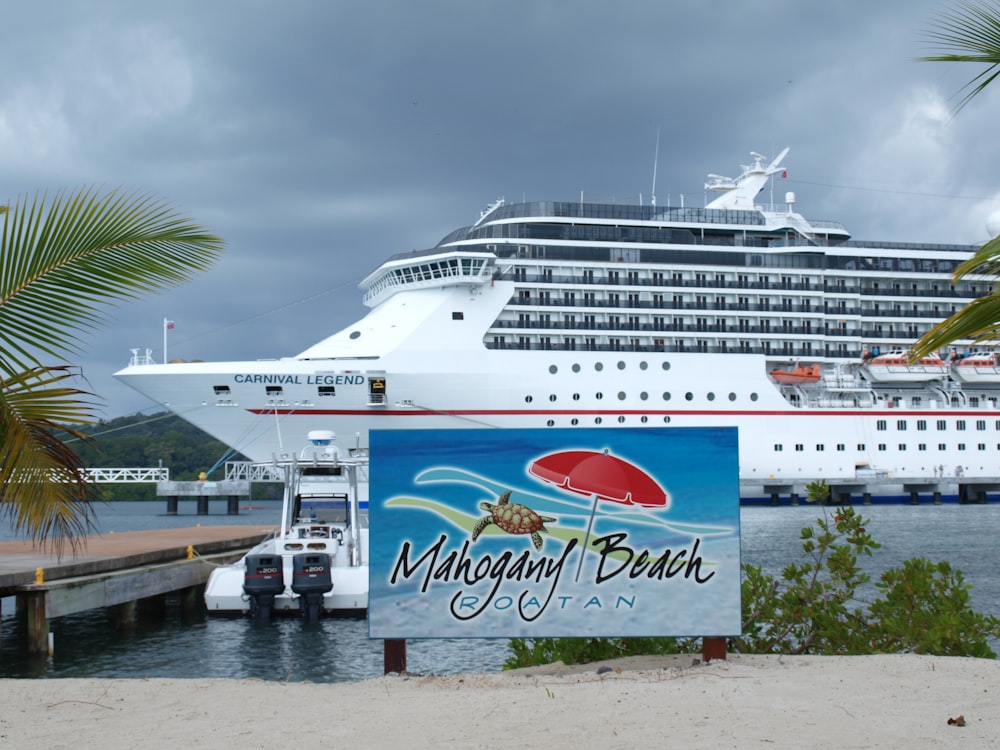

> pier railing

[{"left": 84, "top": 467, "right": 170, "bottom": 482}]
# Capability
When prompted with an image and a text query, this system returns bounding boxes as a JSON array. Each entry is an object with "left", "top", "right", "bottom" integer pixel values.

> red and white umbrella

[{"left": 529, "top": 449, "right": 669, "bottom": 580}]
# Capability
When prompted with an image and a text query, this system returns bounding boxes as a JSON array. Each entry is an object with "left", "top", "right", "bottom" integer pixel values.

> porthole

[
  {"left": 595, "top": 362, "right": 604, "bottom": 371},
  {"left": 640, "top": 361, "right": 648, "bottom": 370},
  {"left": 707, "top": 392, "right": 715, "bottom": 402},
  {"left": 640, "top": 415, "right": 648, "bottom": 423},
  {"left": 549, "top": 394, "right": 557, "bottom": 402},
  {"left": 349, "top": 331, "right": 361, "bottom": 339},
  {"left": 640, "top": 391, "right": 648, "bottom": 401},
  {"left": 572, "top": 393, "right": 581, "bottom": 401},
  {"left": 663, "top": 392, "right": 671, "bottom": 401},
  {"left": 618, "top": 391, "right": 626, "bottom": 400},
  {"left": 750, "top": 393, "right": 759, "bottom": 402},
  {"left": 662, "top": 361, "right": 671, "bottom": 371},
  {"left": 685, "top": 392, "right": 694, "bottom": 401},
  {"left": 571, "top": 418, "right": 579, "bottom": 425},
  {"left": 596, "top": 392, "right": 603, "bottom": 400},
  {"left": 546, "top": 420, "right": 555, "bottom": 427},
  {"left": 618, "top": 416, "right": 626, "bottom": 423},
  {"left": 617, "top": 361, "right": 626, "bottom": 370},
  {"left": 728, "top": 393, "right": 736, "bottom": 401},
  {"left": 525, "top": 395, "right": 533, "bottom": 403},
  {"left": 663, "top": 416, "right": 671, "bottom": 424},
  {"left": 549, "top": 365, "right": 558, "bottom": 374},
  {"left": 572, "top": 364, "right": 581, "bottom": 373},
  {"left": 595, "top": 417, "right": 603, "bottom": 424}
]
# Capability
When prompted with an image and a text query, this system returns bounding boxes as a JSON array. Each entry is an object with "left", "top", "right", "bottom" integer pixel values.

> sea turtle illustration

[{"left": 472, "top": 491, "right": 555, "bottom": 550}]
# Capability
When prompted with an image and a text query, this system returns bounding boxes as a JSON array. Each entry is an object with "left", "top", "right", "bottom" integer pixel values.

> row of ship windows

[
  {"left": 506, "top": 268, "right": 981, "bottom": 296},
  {"left": 775, "top": 443, "right": 995, "bottom": 452},
  {"left": 525, "top": 392, "right": 760, "bottom": 403},
  {"left": 875, "top": 420, "right": 1000, "bottom": 431},
  {"left": 541, "top": 416, "right": 673, "bottom": 426},
  {"left": 512, "top": 292, "right": 971, "bottom": 310}
]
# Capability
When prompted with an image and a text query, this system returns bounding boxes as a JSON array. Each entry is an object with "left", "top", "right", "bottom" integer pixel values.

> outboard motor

[
  {"left": 291, "top": 553, "right": 333, "bottom": 622},
  {"left": 243, "top": 554, "right": 285, "bottom": 623}
]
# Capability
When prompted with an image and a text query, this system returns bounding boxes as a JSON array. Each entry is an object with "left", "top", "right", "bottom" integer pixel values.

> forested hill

[{"left": 67, "top": 412, "right": 254, "bottom": 501}]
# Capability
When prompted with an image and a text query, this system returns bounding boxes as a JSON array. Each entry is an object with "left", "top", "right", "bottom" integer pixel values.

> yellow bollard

[
  {"left": 35, "top": 567, "right": 44, "bottom": 584},
  {"left": 187, "top": 545, "right": 194, "bottom": 560}
]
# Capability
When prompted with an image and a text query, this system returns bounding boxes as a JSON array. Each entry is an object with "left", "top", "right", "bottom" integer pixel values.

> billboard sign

[{"left": 369, "top": 427, "right": 740, "bottom": 638}]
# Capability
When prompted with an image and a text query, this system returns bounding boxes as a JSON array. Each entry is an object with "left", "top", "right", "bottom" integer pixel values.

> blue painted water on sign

[{"left": 369, "top": 427, "right": 742, "bottom": 639}]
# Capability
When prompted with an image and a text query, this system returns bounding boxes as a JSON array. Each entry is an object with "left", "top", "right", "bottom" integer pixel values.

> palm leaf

[
  {"left": 911, "top": 3, "right": 1000, "bottom": 359},
  {"left": 0, "top": 187, "right": 222, "bottom": 544},
  {"left": 0, "top": 366, "right": 100, "bottom": 553},
  {"left": 0, "top": 188, "right": 224, "bottom": 374},
  {"left": 910, "top": 235, "right": 1000, "bottom": 358},
  {"left": 919, "top": 1, "right": 1000, "bottom": 112}
]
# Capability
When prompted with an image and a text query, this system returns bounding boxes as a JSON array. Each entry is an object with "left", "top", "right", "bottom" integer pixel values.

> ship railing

[
  {"left": 225, "top": 453, "right": 370, "bottom": 484},
  {"left": 128, "top": 347, "right": 156, "bottom": 366},
  {"left": 483, "top": 340, "right": 868, "bottom": 359}
]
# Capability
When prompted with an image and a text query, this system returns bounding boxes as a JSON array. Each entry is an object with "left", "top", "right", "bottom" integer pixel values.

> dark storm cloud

[{"left": 0, "top": 0, "right": 997, "bottom": 416}]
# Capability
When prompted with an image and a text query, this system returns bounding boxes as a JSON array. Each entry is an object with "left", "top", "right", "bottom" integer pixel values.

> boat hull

[
  {"left": 204, "top": 551, "right": 368, "bottom": 615},
  {"left": 117, "top": 347, "right": 1000, "bottom": 483},
  {"left": 950, "top": 364, "right": 1000, "bottom": 385}
]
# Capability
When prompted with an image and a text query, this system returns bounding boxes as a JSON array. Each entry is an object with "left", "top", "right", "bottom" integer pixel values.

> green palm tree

[
  {"left": 0, "top": 188, "right": 222, "bottom": 550},
  {"left": 911, "top": 1, "right": 1000, "bottom": 358}
]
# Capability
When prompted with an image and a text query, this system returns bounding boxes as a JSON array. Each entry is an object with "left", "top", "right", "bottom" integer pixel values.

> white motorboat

[{"left": 203, "top": 430, "right": 368, "bottom": 619}]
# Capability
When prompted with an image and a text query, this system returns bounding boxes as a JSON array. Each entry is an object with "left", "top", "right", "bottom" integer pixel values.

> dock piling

[
  {"left": 25, "top": 593, "right": 49, "bottom": 656},
  {"left": 384, "top": 639, "right": 407, "bottom": 674}
]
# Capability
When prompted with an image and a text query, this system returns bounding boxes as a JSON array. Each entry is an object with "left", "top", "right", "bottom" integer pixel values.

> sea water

[{"left": 1, "top": 501, "right": 998, "bottom": 680}]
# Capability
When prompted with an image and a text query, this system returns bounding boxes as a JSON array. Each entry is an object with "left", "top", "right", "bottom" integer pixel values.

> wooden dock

[{"left": 0, "top": 525, "right": 272, "bottom": 654}]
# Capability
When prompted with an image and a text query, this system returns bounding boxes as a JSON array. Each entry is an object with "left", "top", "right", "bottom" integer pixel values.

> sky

[{"left": 3, "top": 0, "right": 1000, "bottom": 419}]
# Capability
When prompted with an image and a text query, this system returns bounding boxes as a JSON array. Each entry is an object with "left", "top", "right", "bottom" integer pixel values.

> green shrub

[{"left": 506, "top": 481, "right": 1000, "bottom": 668}]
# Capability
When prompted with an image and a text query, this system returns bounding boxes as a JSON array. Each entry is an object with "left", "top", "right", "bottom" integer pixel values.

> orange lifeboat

[
  {"left": 769, "top": 364, "right": 821, "bottom": 384},
  {"left": 861, "top": 349, "right": 949, "bottom": 382}
]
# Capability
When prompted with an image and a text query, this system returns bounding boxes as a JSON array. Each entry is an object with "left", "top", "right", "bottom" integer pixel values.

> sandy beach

[{"left": 1, "top": 653, "right": 996, "bottom": 749}]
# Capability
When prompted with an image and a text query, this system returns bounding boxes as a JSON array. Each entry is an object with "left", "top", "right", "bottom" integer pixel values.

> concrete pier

[
  {"left": 0, "top": 525, "right": 271, "bottom": 655},
  {"left": 745, "top": 476, "right": 999, "bottom": 506},
  {"left": 158, "top": 479, "right": 250, "bottom": 515}
]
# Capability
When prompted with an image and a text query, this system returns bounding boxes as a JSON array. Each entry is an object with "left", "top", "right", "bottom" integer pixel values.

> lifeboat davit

[{"left": 769, "top": 363, "right": 822, "bottom": 385}]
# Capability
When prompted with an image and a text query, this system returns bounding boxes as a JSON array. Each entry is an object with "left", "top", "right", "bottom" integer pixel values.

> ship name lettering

[{"left": 233, "top": 373, "right": 364, "bottom": 386}]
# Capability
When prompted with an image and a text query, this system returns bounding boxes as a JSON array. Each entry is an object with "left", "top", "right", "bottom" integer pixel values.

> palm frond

[
  {"left": 911, "top": 293, "right": 1000, "bottom": 358},
  {"left": 909, "top": 234, "right": 1000, "bottom": 358},
  {"left": 919, "top": 0, "right": 1000, "bottom": 112},
  {"left": 951, "top": 233, "right": 1000, "bottom": 281},
  {"left": 0, "top": 187, "right": 223, "bottom": 375},
  {"left": 0, "top": 366, "right": 100, "bottom": 554}
]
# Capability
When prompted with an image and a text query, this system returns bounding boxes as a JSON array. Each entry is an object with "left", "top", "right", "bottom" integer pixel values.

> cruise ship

[{"left": 115, "top": 148, "right": 1000, "bottom": 488}]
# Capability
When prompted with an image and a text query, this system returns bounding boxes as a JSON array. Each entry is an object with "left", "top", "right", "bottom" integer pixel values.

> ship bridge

[{"left": 361, "top": 249, "right": 496, "bottom": 307}]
